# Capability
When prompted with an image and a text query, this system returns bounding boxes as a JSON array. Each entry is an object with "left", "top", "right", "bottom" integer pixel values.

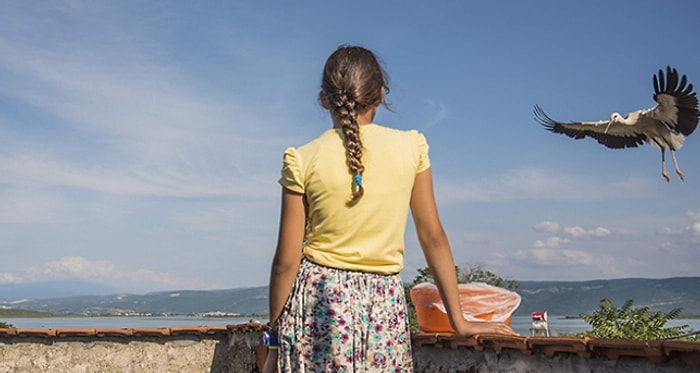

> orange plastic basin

[{"left": 410, "top": 282, "right": 521, "bottom": 333}]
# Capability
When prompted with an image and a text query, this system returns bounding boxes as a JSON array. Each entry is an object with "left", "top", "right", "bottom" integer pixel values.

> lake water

[
  {"left": 4, "top": 315, "right": 700, "bottom": 337},
  {"left": 2, "top": 315, "right": 256, "bottom": 330},
  {"left": 509, "top": 315, "right": 700, "bottom": 336}
]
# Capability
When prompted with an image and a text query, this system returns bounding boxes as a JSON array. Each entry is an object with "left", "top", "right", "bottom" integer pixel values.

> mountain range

[
  {"left": 515, "top": 277, "right": 700, "bottom": 316},
  {"left": 1, "top": 277, "right": 698, "bottom": 317}
]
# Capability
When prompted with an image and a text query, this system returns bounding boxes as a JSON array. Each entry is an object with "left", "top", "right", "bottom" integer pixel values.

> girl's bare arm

[
  {"left": 268, "top": 188, "right": 306, "bottom": 327},
  {"left": 410, "top": 169, "right": 517, "bottom": 336}
]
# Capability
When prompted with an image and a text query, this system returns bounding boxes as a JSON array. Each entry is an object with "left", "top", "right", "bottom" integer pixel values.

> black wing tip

[
  {"left": 533, "top": 104, "right": 557, "bottom": 130},
  {"left": 653, "top": 66, "right": 699, "bottom": 135},
  {"left": 654, "top": 65, "right": 696, "bottom": 98}
]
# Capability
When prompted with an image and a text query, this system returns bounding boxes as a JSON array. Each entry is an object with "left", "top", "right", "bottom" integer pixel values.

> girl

[{"left": 264, "top": 45, "right": 517, "bottom": 373}]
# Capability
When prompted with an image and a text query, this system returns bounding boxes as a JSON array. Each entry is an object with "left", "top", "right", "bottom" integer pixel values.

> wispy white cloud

[
  {"left": 692, "top": 223, "right": 700, "bottom": 235},
  {"left": 435, "top": 167, "right": 655, "bottom": 203},
  {"left": 563, "top": 226, "right": 611, "bottom": 239},
  {"left": 534, "top": 236, "right": 570, "bottom": 248},
  {"left": 0, "top": 256, "right": 207, "bottom": 292},
  {"left": 534, "top": 221, "right": 559, "bottom": 234},
  {"left": 526, "top": 221, "right": 612, "bottom": 266},
  {"left": 0, "top": 153, "right": 274, "bottom": 198},
  {"left": 418, "top": 98, "right": 448, "bottom": 131},
  {"left": 0, "top": 186, "right": 68, "bottom": 224},
  {"left": 657, "top": 210, "right": 700, "bottom": 237},
  {"left": 167, "top": 200, "right": 278, "bottom": 248},
  {"left": 685, "top": 211, "right": 700, "bottom": 235},
  {"left": 0, "top": 36, "right": 276, "bottom": 153},
  {"left": 0, "top": 32, "right": 293, "bottom": 203},
  {"left": 514, "top": 248, "right": 596, "bottom": 266}
]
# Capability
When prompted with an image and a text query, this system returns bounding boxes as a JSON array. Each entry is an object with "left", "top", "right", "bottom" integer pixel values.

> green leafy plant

[
  {"left": 0, "top": 321, "right": 13, "bottom": 328},
  {"left": 578, "top": 298, "right": 691, "bottom": 340},
  {"left": 410, "top": 263, "right": 518, "bottom": 290},
  {"left": 456, "top": 263, "right": 519, "bottom": 291}
]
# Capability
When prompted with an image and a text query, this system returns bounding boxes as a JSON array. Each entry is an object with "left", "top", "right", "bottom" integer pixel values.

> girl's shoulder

[{"left": 365, "top": 124, "right": 427, "bottom": 145}]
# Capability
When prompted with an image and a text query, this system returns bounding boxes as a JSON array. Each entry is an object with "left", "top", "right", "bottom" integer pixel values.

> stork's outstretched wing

[
  {"left": 649, "top": 66, "right": 699, "bottom": 136},
  {"left": 535, "top": 66, "right": 698, "bottom": 183},
  {"left": 534, "top": 105, "right": 646, "bottom": 149}
]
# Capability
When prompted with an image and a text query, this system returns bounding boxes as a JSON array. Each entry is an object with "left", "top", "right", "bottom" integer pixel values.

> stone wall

[
  {"left": 412, "top": 344, "right": 697, "bottom": 373},
  {"left": 0, "top": 334, "right": 245, "bottom": 373},
  {"left": 0, "top": 325, "right": 264, "bottom": 373},
  {"left": 1, "top": 325, "right": 698, "bottom": 372}
]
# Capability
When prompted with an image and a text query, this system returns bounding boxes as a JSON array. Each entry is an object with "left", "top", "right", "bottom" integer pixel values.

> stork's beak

[{"left": 604, "top": 121, "right": 612, "bottom": 134}]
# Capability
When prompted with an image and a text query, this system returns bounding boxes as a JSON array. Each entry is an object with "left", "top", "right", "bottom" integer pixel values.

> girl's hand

[
  {"left": 452, "top": 318, "right": 519, "bottom": 337},
  {"left": 262, "top": 349, "right": 279, "bottom": 373}
]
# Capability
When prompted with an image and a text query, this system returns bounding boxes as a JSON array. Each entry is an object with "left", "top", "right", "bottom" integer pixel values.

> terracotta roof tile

[
  {"left": 411, "top": 331, "right": 700, "bottom": 366},
  {"left": 477, "top": 334, "right": 532, "bottom": 355},
  {"left": 15, "top": 328, "right": 57, "bottom": 338},
  {"left": 527, "top": 336, "right": 591, "bottom": 358},
  {"left": 440, "top": 334, "right": 483, "bottom": 350},
  {"left": 412, "top": 333, "right": 484, "bottom": 350},
  {"left": 411, "top": 333, "right": 441, "bottom": 348},
  {"left": 170, "top": 326, "right": 213, "bottom": 336},
  {"left": 663, "top": 340, "right": 700, "bottom": 366},
  {"left": 1, "top": 326, "right": 233, "bottom": 339},
  {"left": 95, "top": 328, "right": 134, "bottom": 337},
  {"left": 227, "top": 322, "right": 264, "bottom": 333},
  {"left": 203, "top": 325, "right": 229, "bottom": 335},
  {"left": 0, "top": 328, "right": 17, "bottom": 337},
  {"left": 56, "top": 328, "right": 96, "bottom": 337},
  {"left": 588, "top": 338, "right": 666, "bottom": 363},
  {"left": 130, "top": 328, "right": 172, "bottom": 337}
]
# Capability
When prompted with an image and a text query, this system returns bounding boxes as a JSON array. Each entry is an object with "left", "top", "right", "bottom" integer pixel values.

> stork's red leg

[
  {"left": 671, "top": 150, "right": 686, "bottom": 181},
  {"left": 661, "top": 149, "right": 670, "bottom": 183}
]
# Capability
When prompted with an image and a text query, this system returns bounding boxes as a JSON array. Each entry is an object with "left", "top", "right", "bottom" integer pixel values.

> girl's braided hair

[{"left": 319, "top": 45, "right": 390, "bottom": 204}]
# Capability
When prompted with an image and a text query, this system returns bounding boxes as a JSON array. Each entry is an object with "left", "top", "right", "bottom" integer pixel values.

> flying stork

[{"left": 535, "top": 66, "right": 699, "bottom": 182}]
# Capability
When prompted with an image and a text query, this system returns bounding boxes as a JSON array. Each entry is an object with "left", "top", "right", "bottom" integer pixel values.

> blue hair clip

[{"left": 354, "top": 174, "right": 363, "bottom": 187}]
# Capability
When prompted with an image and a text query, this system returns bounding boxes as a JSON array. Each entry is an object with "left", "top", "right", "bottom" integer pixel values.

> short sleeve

[
  {"left": 278, "top": 147, "right": 305, "bottom": 193},
  {"left": 413, "top": 131, "right": 431, "bottom": 173}
]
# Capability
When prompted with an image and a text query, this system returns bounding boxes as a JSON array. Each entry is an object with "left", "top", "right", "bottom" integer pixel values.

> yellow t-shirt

[{"left": 278, "top": 124, "right": 430, "bottom": 274}]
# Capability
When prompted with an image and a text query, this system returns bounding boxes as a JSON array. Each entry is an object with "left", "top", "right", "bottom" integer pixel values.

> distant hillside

[
  {"left": 0, "top": 280, "right": 116, "bottom": 301},
  {"left": 0, "top": 287, "right": 269, "bottom": 316},
  {"left": 2, "top": 278, "right": 698, "bottom": 317},
  {"left": 0, "top": 308, "right": 60, "bottom": 318},
  {"left": 514, "top": 277, "right": 700, "bottom": 316}
]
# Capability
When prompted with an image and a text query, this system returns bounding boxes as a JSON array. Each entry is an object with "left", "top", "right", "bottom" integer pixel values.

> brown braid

[
  {"left": 318, "top": 45, "right": 390, "bottom": 204},
  {"left": 329, "top": 92, "right": 365, "bottom": 201}
]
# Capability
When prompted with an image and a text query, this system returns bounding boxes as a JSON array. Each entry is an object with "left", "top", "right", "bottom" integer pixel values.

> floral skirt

[{"left": 277, "top": 258, "right": 413, "bottom": 372}]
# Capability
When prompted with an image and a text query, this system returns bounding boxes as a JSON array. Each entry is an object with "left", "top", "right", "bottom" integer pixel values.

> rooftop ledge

[{"left": 1, "top": 322, "right": 699, "bottom": 372}]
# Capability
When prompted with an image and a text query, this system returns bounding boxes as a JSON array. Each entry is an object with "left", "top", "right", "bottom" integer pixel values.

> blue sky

[{"left": 1, "top": 1, "right": 699, "bottom": 294}]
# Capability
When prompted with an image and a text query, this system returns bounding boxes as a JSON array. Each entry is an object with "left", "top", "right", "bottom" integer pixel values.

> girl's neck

[{"left": 332, "top": 108, "right": 376, "bottom": 128}]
